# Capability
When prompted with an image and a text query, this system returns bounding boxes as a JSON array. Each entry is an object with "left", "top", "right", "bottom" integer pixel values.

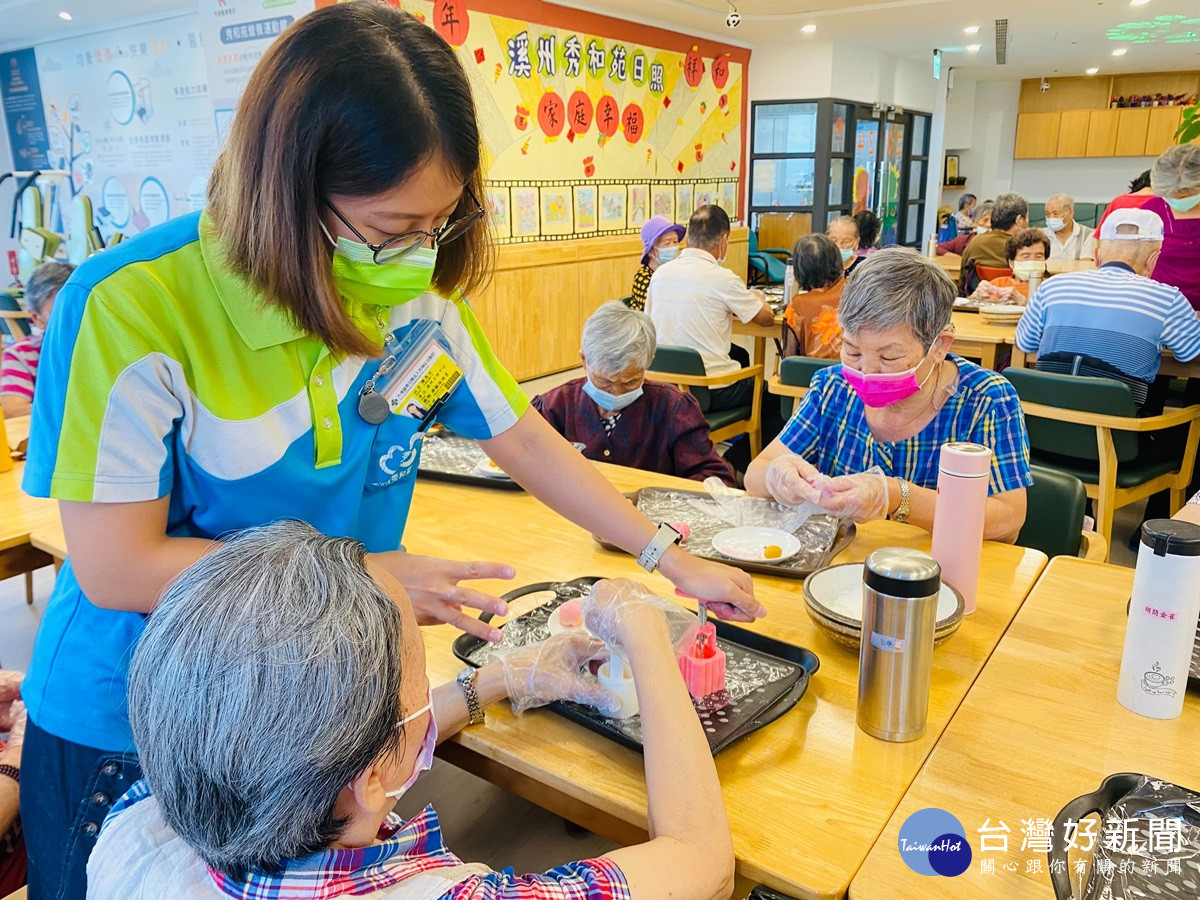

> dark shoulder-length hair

[
  {"left": 791, "top": 233, "right": 843, "bottom": 292},
  {"left": 207, "top": 3, "right": 493, "bottom": 356}
]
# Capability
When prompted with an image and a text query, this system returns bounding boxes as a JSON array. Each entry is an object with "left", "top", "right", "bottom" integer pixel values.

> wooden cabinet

[
  {"left": 1055, "top": 110, "right": 1091, "bottom": 157},
  {"left": 1145, "top": 106, "right": 1184, "bottom": 156},
  {"left": 1085, "top": 109, "right": 1119, "bottom": 156},
  {"left": 1014, "top": 112, "right": 1061, "bottom": 159},
  {"left": 1115, "top": 108, "right": 1151, "bottom": 156}
]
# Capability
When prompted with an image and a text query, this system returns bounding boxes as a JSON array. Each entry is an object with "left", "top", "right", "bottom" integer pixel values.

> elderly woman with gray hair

[
  {"left": 1145, "top": 143, "right": 1200, "bottom": 309},
  {"left": 745, "top": 249, "right": 1032, "bottom": 542},
  {"left": 1, "top": 260, "right": 74, "bottom": 419},
  {"left": 532, "top": 301, "right": 735, "bottom": 486},
  {"left": 87, "top": 521, "right": 734, "bottom": 899}
]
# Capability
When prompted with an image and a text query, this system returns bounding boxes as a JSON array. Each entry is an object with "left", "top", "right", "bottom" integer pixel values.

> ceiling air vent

[{"left": 995, "top": 18, "right": 1008, "bottom": 65}]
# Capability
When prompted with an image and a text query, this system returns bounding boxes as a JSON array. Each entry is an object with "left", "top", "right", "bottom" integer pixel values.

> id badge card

[{"left": 359, "top": 320, "right": 463, "bottom": 425}]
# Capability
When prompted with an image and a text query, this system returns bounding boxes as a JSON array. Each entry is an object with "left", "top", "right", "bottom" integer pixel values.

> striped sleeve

[
  {"left": 973, "top": 376, "right": 1033, "bottom": 495},
  {"left": 1161, "top": 290, "right": 1200, "bottom": 363},
  {"left": 441, "top": 858, "right": 630, "bottom": 900},
  {"left": 778, "top": 366, "right": 833, "bottom": 460},
  {"left": 0, "top": 339, "right": 38, "bottom": 400},
  {"left": 1014, "top": 285, "right": 1046, "bottom": 353},
  {"left": 23, "top": 278, "right": 181, "bottom": 503}
]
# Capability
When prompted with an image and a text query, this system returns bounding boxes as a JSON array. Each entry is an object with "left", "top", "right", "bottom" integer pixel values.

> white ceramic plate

[
  {"left": 711, "top": 526, "right": 802, "bottom": 563},
  {"left": 473, "top": 457, "right": 512, "bottom": 479},
  {"left": 803, "top": 562, "right": 962, "bottom": 627}
]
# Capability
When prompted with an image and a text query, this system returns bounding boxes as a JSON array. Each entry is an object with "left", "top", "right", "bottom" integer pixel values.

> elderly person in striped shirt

[
  {"left": 87, "top": 522, "right": 734, "bottom": 900},
  {"left": 1, "top": 262, "right": 73, "bottom": 419},
  {"left": 745, "top": 249, "right": 1032, "bottom": 542},
  {"left": 1015, "top": 208, "right": 1200, "bottom": 414}
]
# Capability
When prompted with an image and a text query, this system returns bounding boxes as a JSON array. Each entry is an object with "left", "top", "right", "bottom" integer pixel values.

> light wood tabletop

[
  {"left": 27, "top": 462, "right": 1048, "bottom": 898},
  {"left": 849, "top": 556, "right": 1198, "bottom": 899},
  {"left": 400, "top": 464, "right": 1045, "bottom": 898},
  {"left": 935, "top": 254, "right": 1095, "bottom": 280},
  {"left": 949, "top": 311, "right": 1027, "bottom": 370},
  {"left": 0, "top": 415, "right": 58, "bottom": 579}
]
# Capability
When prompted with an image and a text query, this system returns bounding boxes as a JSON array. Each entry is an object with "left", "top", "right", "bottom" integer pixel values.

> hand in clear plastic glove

[
  {"left": 764, "top": 455, "right": 825, "bottom": 507},
  {"left": 582, "top": 578, "right": 699, "bottom": 658},
  {"left": 493, "top": 631, "right": 618, "bottom": 715},
  {"left": 0, "top": 702, "right": 24, "bottom": 763},
  {"left": 816, "top": 469, "right": 891, "bottom": 523},
  {"left": 0, "top": 671, "right": 22, "bottom": 734}
]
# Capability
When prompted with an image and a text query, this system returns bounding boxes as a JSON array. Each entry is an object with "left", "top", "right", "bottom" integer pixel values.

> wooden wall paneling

[
  {"left": 475, "top": 259, "right": 582, "bottom": 382},
  {"left": 1014, "top": 112, "right": 1062, "bottom": 159},
  {"left": 1018, "top": 78, "right": 1110, "bottom": 113},
  {"left": 1145, "top": 106, "right": 1184, "bottom": 157},
  {"left": 724, "top": 228, "right": 750, "bottom": 284},
  {"left": 578, "top": 254, "right": 638, "bottom": 324},
  {"left": 1056, "top": 110, "right": 1092, "bottom": 158},
  {"left": 757, "top": 214, "right": 811, "bottom": 256},
  {"left": 1115, "top": 107, "right": 1151, "bottom": 157},
  {"left": 1085, "top": 109, "right": 1119, "bottom": 157}
]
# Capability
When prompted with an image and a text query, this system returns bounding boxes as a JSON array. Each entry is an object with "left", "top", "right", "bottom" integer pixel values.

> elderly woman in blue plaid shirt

[{"left": 746, "top": 249, "right": 1032, "bottom": 542}]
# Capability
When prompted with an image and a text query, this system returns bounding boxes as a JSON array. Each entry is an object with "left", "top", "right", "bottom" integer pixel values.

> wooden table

[
  {"left": 29, "top": 464, "right": 1047, "bottom": 898},
  {"left": 733, "top": 315, "right": 783, "bottom": 369},
  {"left": 850, "top": 556, "right": 1198, "bottom": 898},
  {"left": 949, "top": 311, "right": 1026, "bottom": 370},
  {"left": 0, "top": 416, "right": 58, "bottom": 584},
  {"left": 936, "top": 254, "right": 1095, "bottom": 283}
]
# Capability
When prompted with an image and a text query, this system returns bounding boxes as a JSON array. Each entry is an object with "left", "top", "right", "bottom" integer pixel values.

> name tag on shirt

[{"left": 378, "top": 320, "right": 463, "bottom": 419}]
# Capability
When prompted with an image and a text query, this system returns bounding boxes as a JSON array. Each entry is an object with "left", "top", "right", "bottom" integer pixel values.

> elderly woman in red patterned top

[{"left": 533, "top": 301, "right": 735, "bottom": 486}]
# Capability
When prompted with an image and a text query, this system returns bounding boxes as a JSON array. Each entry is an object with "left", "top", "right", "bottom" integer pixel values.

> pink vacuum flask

[{"left": 930, "top": 442, "right": 992, "bottom": 614}]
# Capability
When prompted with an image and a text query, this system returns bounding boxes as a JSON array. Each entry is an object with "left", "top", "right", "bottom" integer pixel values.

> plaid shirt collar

[{"left": 207, "top": 804, "right": 465, "bottom": 899}]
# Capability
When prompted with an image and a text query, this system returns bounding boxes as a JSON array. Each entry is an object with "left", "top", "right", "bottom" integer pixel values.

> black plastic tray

[
  {"left": 417, "top": 429, "right": 524, "bottom": 491},
  {"left": 592, "top": 487, "right": 855, "bottom": 580},
  {"left": 452, "top": 577, "right": 820, "bottom": 755}
]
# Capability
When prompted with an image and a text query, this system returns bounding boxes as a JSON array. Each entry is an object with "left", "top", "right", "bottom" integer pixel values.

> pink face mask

[{"left": 842, "top": 347, "right": 935, "bottom": 408}]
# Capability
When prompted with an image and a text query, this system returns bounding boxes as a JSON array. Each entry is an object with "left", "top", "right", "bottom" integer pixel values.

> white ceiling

[
  {"left": 3, "top": 0, "right": 1200, "bottom": 82},
  {"left": 556, "top": 0, "right": 1200, "bottom": 81}
]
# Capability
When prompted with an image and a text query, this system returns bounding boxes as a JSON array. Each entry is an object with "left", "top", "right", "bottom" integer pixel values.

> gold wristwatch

[
  {"left": 889, "top": 478, "right": 911, "bottom": 524},
  {"left": 456, "top": 667, "right": 485, "bottom": 725}
]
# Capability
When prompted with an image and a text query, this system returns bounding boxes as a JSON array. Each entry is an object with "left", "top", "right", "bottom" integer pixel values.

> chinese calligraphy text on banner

[{"left": 316, "top": 0, "right": 747, "bottom": 243}]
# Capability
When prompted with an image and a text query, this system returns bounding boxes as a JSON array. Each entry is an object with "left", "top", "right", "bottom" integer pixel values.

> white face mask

[
  {"left": 974, "top": 225, "right": 988, "bottom": 234},
  {"left": 1012, "top": 260, "right": 1044, "bottom": 282},
  {"left": 384, "top": 689, "right": 437, "bottom": 801},
  {"left": 1044, "top": 217, "right": 1066, "bottom": 233}
]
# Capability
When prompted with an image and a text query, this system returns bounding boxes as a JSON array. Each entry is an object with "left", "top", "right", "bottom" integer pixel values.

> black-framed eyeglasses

[{"left": 323, "top": 187, "right": 484, "bottom": 264}]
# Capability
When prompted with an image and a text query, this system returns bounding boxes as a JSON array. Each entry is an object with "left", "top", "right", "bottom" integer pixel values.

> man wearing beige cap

[{"left": 1015, "top": 207, "right": 1200, "bottom": 412}]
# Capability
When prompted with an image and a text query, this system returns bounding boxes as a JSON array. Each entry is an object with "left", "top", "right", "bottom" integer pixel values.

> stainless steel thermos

[{"left": 857, "top": 548, "right": 942, "bottom": 742}]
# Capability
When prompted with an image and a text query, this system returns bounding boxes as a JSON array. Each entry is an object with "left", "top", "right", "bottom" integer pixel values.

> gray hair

[
  {"left": 990, "top": 192, "right": 1029, "bottom": 231},
  {"left": 1046, "top": 193, "right": 1075, "bottom": 213},
  {"left": 1097, "top": 237, "right": 1161, "bottom": 268},
  {"left": 581, "top": 301, "right": 657, "bottom": 374},
  {"left": 838, "top": 248, "right": 954, "bottom": 349},
  {"left": 1151, "top": 144, "right": 1200, "bottom": 196},
  {"left": 25, "top": 261, "right": 75, "bottom": 316},
  {"left": 128, "top": 520, "right": 406, "bottom": 879},
  {"left": 827, "top": 215, "right": 860, "bottom": 238}
]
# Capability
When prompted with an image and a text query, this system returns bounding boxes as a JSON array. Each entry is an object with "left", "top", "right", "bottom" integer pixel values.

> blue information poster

[{"left": 1, "top": 48, "right": 51, "bottom": 170}]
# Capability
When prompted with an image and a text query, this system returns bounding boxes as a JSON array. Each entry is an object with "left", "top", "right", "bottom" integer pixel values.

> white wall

[
  {"left": 1011, "top": 157, "right": 1154, "bottom": 203},
  {"left": 748, "top": 42, "right": 833, "bottom": 102},
  {"left": 828, "top": 42, "right": 936, "bottom": 112}
]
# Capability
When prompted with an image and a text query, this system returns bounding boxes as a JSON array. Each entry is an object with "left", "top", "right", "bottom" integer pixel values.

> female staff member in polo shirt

[{"left": 19, "top": 6, "right": 760, "bottom": 897}]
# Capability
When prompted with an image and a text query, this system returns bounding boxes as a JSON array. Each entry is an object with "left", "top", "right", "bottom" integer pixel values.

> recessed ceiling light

[
  {"left": 1086, "top": 67, "right": 1100, "bottom": 74},
  {"left": 1112, "top": 47, "right": 1128, "bottom": 56},
  {"left": 966, "top": 43, "right": 981, "bottom": 52},
  {"left": 58, "top": 10, "right": 72, "bottom": 19},
  {"left": 801, "top": 23, "right": 817, "bottom": 33},
  {"left": 963, "top": 25, "right": 980, "bottom": 34},
  {"left": 1129, "top": 0, "right": 1150, "bottom": 6}
]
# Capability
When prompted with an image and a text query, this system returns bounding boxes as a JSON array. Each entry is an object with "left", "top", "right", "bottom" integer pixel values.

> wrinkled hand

[
  {"left": 661, "top": 554, "right": 765, "bottom": 622},
  {"left": 492, "top": 632, "right": 618, "bottom": 714},
  {"left": 817, "top": 470, "right": 891, "bottom": 523},
  {"left": 765, "top": 455, "right": 824, "bottom": 506},
  {"left": 582, "top": 578, "right": 698, "bottom": 654},
  {"left": 370, "top": 551, "right": 514, "bottom": 644},
  {"left": 968, "top": 280, "right": 996, "bottom": 302},
  {"left": 0, "top": 701, "right": 24, "bottom": 766},
  {"left": 0, "top": 671, "right": 22, "bottom": 734}
]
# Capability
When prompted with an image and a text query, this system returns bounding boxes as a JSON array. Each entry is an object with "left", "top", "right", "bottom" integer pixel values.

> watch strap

[
  {"left": 890, "top": 477, "right": 911, "bottom": 524},
  {"left": 637, "top": 523, "right": 682, "bottom": 573},
  {"left": 0, "top": 764, "right": 18, "bottom": 785},
  {"left": 456, "top": 667, "right": 485, "bottom": 726}
]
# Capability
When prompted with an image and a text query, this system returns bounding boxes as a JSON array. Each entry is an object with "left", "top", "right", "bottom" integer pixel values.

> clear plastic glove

[
  {"left": 582, "top": 578, "right": 698, "bottom": 658},
  {"left": 493, "top": 631, "right": 618, "bottom": 715},
  {"left": 816, "top": 468, "right": 891, "bottom": 523},
  {"left": 0, "top": 671, "right": 22, "bottom": 734},
  {"left": 0, "top": 701, "right": 24, "bottom": 766},
  {"left": 764, "top": 455, "right": 825, "bottom": 507}
]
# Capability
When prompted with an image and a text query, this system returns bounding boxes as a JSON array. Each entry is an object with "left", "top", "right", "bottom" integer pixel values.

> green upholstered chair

[
  {"left": 1004, "top": 368, "right": 1200, "bottom": 558},
  {"left": 647, "top": 345, "right": 764, "bottom": 456},
  {"left": 747, "top": 230, "right": 788, "bottom": 286},
  {"left": 1073, "top": 203, "right": 1100, "bottom": 228},
  {"left": 1027, "top": 202, "right": 1046, "bottom": 228},
  {"left": 769, "top": 355, "right": 838, "bottom": 419},
  {"left": 1017, "top": 465, "right": 1106, "bottom": 561}
]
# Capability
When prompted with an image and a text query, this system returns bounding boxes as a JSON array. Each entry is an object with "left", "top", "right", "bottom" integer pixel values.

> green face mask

[{"left": 323, "top": 222, "right": 439, "bottom": 307}]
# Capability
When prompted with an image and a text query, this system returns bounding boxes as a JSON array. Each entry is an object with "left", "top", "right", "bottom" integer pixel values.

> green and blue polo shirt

[{"left": 21, "top": 210, "right": 528, "bottom": 752}]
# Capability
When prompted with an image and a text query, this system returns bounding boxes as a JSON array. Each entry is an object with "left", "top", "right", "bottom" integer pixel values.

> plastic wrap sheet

[
  {"left": 635, "top": 488, "right": 839, "bottom": 572},
  {"left": 461, "top": 582, "right": 801, "bottom": 741},
  {"left": 419, "top": 430, "right": 497, "bottom": 478}
]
